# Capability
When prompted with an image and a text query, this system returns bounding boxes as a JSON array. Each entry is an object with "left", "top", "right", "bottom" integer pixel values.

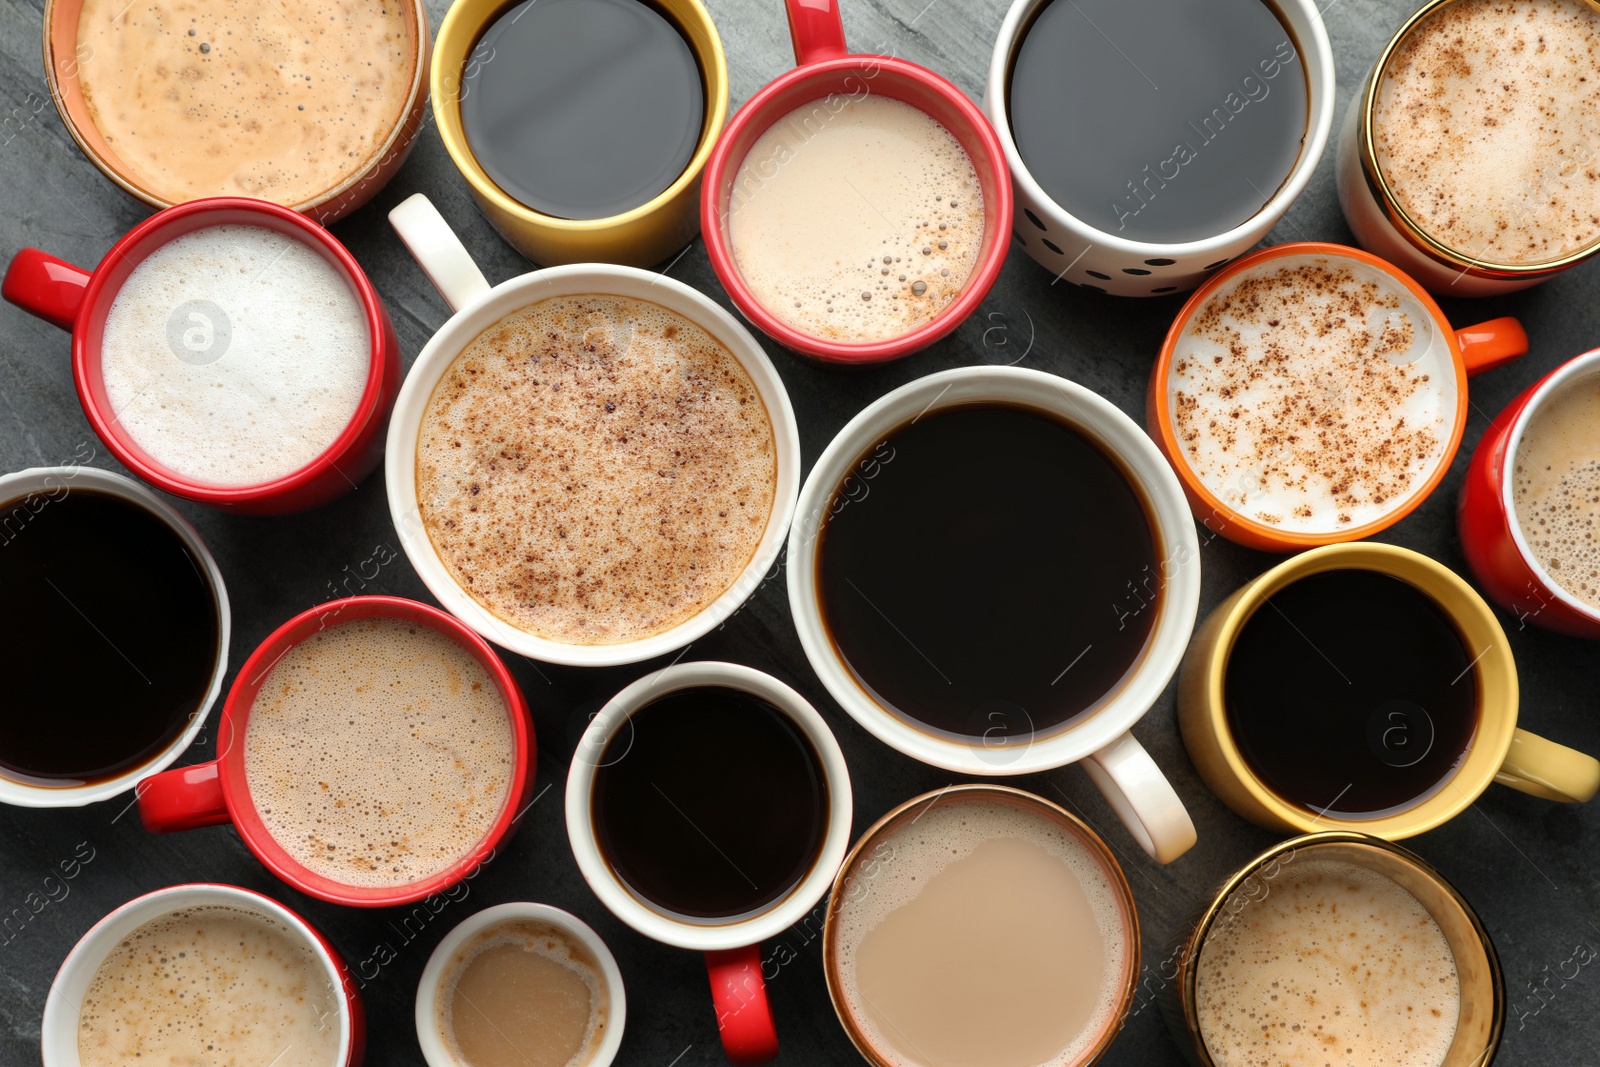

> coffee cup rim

[
  {"left": 1498, "top": 346, "right": 1600, "bottom": 624},
  {"left": 383, "top": 262, "right": 801, "bottom": 667},
  {"left": 984, "top": 0, "right": 1336, "bottom": 257},
  {"left": 1149, "top": 241, "right": 1470, "bottom": 550},
  {"left": 563, "top": 661, "right": 854, "bottom": 952},
  {"left": 785, "top": 365, "right": 1202, "bottom": 775},
  {"left": 414, "top": 902, "right": 626, "bottom": 1067},
  {"left": 1192, "top": 542, "right": 1518, "bottom": 838},
  {"left": 819, "top": 783, "right": 1142, "bottom": 1067},
  {"left": 212, "top": 595, "right": 535, "bottom": 908},
  {"left": 66, "top": 197, "right": 395, "bottom": 508},
  {"left": 698, "top": 53, "right": 1015, "bottom": 364},
  {"left": 42, "top": 883, "right": 356, "bottom": 1067},
  {"left": 0, "top": 465, "right": 230, "bottom": 808}
]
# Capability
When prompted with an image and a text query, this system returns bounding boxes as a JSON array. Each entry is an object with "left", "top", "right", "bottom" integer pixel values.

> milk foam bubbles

[
  {"left": 101, "top": 224, "right": 370, "bottom": 487},
  {"left": 1513, "top": 372, "right": 1600, "bottom": 610},
  {"left": 1170, "top": 254, "right": 1455, "bottom": 533},
  {"left": 1196, "top": 859, "right": 1460, "bottom": 1067}
]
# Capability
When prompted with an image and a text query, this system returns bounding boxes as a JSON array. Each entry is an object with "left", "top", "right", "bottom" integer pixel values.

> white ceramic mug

[
  {"left": 983, "top": 0, "right": 1335, "bottom": 297},
  {"left": 386, "top": 194, "right": 800, "bottom": 667},
  {"left": 0, "top": 465, "right": 230, "bottom": 808},
  {"left": 565, "top": 660, "right": 854, "bottom": 1066},
  {"left": 415, "top": 902, "right": 626, "bottom": 1067},
  {"left": 786, "top": 366, "right": 1199, "bottom": 863},
  {"left": 43, "top": 883, "right": 362, "bottom": 1066}
]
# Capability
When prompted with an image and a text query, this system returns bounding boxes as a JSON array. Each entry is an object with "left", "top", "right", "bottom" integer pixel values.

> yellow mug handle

[{"left": 1494, "top": 729, "right": 1600, "bottom": 803}]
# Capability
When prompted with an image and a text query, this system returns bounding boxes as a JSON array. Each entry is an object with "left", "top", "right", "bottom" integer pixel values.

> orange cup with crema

[{"left": 1147, "top": 242, "right": 1527, "bottom": 552}]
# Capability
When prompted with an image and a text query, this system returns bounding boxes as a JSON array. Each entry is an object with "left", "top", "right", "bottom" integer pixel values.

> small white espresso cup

[
  {"left": 983, "top": 0, "right": 1335, "bottom": 296},
  {"left": 416, "top": 902, "right": 626, "bottom": 1067},
  {"left": 786, "top": 366, "right": 1199, "bottom": 863},
  {"left": 43, "top": 883, "right": 360, "bottom": 1067},
  {"left": 0, "top": 465, "right": 230, "bottom": 808},
  {"left": 386, "top": 194, "right": 800, "bottom": 667}
]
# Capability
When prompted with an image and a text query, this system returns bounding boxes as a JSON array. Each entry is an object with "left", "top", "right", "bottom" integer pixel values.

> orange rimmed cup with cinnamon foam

[{"left": 1146, "top": 242, "right": 1528, "bottom": 552}]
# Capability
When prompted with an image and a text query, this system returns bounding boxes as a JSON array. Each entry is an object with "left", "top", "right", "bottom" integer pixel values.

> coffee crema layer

[
  {"left": 76, "top": 0, "right": 415, "bottom": 206},
  {"left": 1514, "top": 372, "right": 1600, "bottom": 610},
  {"left": 728, "top": 95, "right": 983, "bottom": 342},
  {"left": 832, "top": 798, "right": 1129, "bottom": 1067},
  {"left": 78, "top": 904, "right": 340, "bottom": 1067},
  {"left": 436, "top": 919, "right": 609, "bottom": 1067},
  {"left": 244, "top": 617, "right": 514, "bottom": 889},
  {"left": 1171, "top": 255, "right": 1453, "bottom": 532},
  {"left": 1374, "top": 0, "right": 1600, "bottom": 266},
  {"left": 1196, "top": 859, "right": 1460, "bottom": 1067},
  {"left": 416, "top": 295, "right": 776, "bottom": 644},
  {"left": 100, "top": 224, "right": 371, "bottom": 487}
]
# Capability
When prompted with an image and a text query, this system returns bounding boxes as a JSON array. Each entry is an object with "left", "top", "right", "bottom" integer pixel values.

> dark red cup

[
  {"left": 2, "top": 197, "right": 400, "bottom": 514},
  {"left": 1460, "top": 346, "right": 1600, "bottom": 637},
  {"left": 136, "top": 596, "right": 536, "bottom": 907},
  {"left": 700, "top": 0, "right": 1013, "bottom": 365}
]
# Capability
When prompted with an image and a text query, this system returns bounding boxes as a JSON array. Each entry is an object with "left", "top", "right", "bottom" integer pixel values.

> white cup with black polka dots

[{"left": 983, "top": 0, "right": 1336, "bottom": 297}]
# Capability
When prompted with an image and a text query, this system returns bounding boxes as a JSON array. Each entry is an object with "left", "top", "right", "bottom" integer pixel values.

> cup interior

[
  {"left": 41, "top": 884, "right": 352, "bottom": 1067},
  {"left": 74, "top": 200, "right": 388, "bottom": 500},
  {"left": 216, "top": 596, "right": 532, "bottom": 907},
  {"left": 705, "top": 57, "right": 1011, "bottom": 360}
]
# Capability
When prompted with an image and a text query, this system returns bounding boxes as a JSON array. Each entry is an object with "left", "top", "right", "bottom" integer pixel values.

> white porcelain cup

[
  {"left": 786, "top": 366, "right": 1199, "bottom": 863},
  {"left": 386, "top": 194, "right": 800, "bottom": 667},
  {"left": 983, "top": 0, "right": 1335, "bottom": 297},
  {"left": 565, "top": 661, "right": 853, "bottom": 1066},
  {"left": 43, "top": 883, "right": 360, "bottom": 1067},
  {"left": 415, "top": 902, "right": 626, "bottom": 1067},
  {"left": 0, "top": 465, "right": 229, "bottom": 807}
]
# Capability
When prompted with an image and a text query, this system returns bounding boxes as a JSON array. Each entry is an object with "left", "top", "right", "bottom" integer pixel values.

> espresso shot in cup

[
  {"left": 1162, "top": 832, "right": 1503, "bottom": 1067},
  {"left": 0, "top": 466, "right": 228, "bottom": 809},
  {"left": 46, "top": 0, "right": 429, "bottom": 222},
  {"left": 823, "top": 786, "right": 1141, "bottom": 1067},
  {"left": 985, "top": 0, "right": 1334, "bottom": 295},
  {"left": 566, "top": 662, "right": 854, "bottom": 1066},
  {"left": 699, "top": 0, "right": 1014, "bottom": 364},
  {"left": 1148, "top": 242, "right": 1527, "bottom": 552},
  {"left": 1179, "top": 542, "right": 1600, "bottom": 840},
  {"left": 417, "top": 903, "right": 626, "bottom": 1067},
  {"left": 1339, "top": 0, "right": 1600, "bottom": 295},
  {"left": 137, "top": 596, "right": 536, "bottom": 908},
  {"left": 2, "top": 198, "right": 402, "bottom": 514},
  {"left": 43, "top": 883, "right": 364, "bottom": 1067},
  {"left": 432, "top": 0, "right": 727, "bottom": 266},
  {"left": 1461, "top": 346, "right": 1600, "bottom": 637}
]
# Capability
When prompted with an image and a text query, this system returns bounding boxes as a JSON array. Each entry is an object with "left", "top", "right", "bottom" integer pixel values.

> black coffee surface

[
  {"left": 817, "top": 404, "right": 1160, "bottom": 742},
  {"left": 1008, "top": 0, "right": 1307, "bottom": 243},
  {"left": 591, "top": 687, "right": 828, "bottom": 919},
  {"left": 0, "top": 489, "right": 218, "bottom": 784},
  {"left": 460, "top": 0, "right": 704, "bottom": 221},
  {"left": 1226, "top": 570, "right": 1479, "bottom": 818}
]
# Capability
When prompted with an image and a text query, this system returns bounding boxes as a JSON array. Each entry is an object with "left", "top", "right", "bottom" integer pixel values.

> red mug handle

[
  {"left": 137, "top": 761, "right": 232, "bottom": 832},
  {"left": 706, "top": 945, "right": 779, "bottom": 1065},
  {"left": 3, "top": 247, "right": 90, "bottom": 332},
  {"left": 786, "top": 0, "right": 847, "bottom": 67},
  {"left": 1456, "top": 316, "right": 1527, "bottom": 377}
]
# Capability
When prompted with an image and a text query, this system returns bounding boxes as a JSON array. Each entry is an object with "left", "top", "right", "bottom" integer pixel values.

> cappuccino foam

[
  {"left": 727, "top": 94, "right": 984, "bottom": 342},
  {"left": 1513, "top": 371, "right": 1600, "bottom": 610},
  {"left": 100, "top": 224, "right": 371, "bottom": 487},
  {"left": 832, "top": 797, "right": 1129, "bottom": 1067},
  {"left": 78, "top": 904, "right": 340, "bottom": 1067},
  {"left": 1170, "top": 254, "right": 1454, "bottom": 532},
  {"left": 244, "top": 617, "right": 514, "bottom": 889},
  {"left": 416, "top": 295, "right": 776, "bottom": 645},
  {"left": 1196, "top": 859, "right": 1460, "bottom": 1067},
  {"left": 1374, "top": 0, "right": 1600, "bottom": 265}
]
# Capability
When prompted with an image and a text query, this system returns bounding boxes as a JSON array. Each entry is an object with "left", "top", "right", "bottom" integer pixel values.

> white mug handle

[
  {"left": 388, "top": 193, "right": 492, "bottom": 313},
  {"left": 1081, "top": 730, "right": 1197, "bottom": 864}
]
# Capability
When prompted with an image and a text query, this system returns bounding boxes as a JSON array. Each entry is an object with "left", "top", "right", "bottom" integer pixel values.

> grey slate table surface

[{"left": 3, "top": 0, "right": 1600, "bottom": 1063}]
